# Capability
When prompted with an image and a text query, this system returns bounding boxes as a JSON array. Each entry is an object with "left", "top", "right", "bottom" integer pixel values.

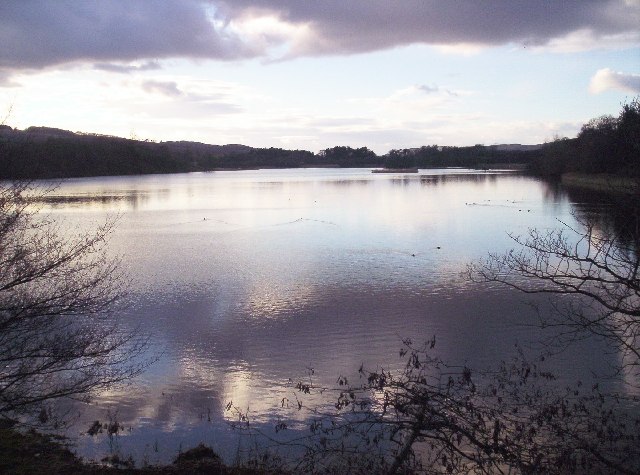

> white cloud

[
  {"left": 129, "top": 78, "right": 247, "bottom": 118},
  {"left": 226, "top": 12, "right": 314, "bottom": 59},
  {"left": 589, "top": 68, "right": 640, "bottom": 93},
  {"left": 94, "top": 62, "right": 161, "bottom": 74},
  {"left": 378, "top": 84, "right": 469, "bottom": 113},
  {"left": 142, "top": 80, "right": 183, "bottom": 97},
  {"left": 533, "top": 29, "right": 640, "bottom": 53}
]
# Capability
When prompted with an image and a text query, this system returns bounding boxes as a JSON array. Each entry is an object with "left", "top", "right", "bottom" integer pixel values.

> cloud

[
  {"left": 0, "top": 0, "right": 256, "bottom": 72},
  {"left": 1, "top": 1, "right": 638, "bottom": 81},
  {"left": 94, "top": 61, "right": 161, "bottom": 74},
  {"left": 415, "top": 84, "right": 459, "bottom": 97},
  {"left": 133, "top": 78, "right": 245, "bottom": 117},
  {"left": 0, "top": 70, "right": 20, "bottom": 87},
  {"left": 589, "top": 68, "right": 640, "bottom": 93},
  {"left": 383, "top": 85, "right": 466, "bottom": 106},
  {"left": 142, "top": 80, "right": 183, "bottom": 97},
  {"left": 217, "top": 0, "right": 640, "bottom": 57},
  {"left": 140, "top": 99, "right": 243, "bottom": 117},
  {"left": 533, "top": 29, "right": 640, "bottom": 53},
  {"left": 305, "top": 117, "right": 376, "bottom": 129},
  {"left": 417, "top": 85, "right": 440, "bottom": 94}
]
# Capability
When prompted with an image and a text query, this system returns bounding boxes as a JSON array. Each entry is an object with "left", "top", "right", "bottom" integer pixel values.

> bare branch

[
  {"left": 468, "top": 213, "right": 640, "bottom": 375},
  {"left": 0, "top": 182, "right": 148, "bottom": 422}
]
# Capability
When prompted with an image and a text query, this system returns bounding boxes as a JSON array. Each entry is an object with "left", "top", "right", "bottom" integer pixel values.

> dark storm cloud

[
  {"left": 0, "top": 0, "right": 254, "bottom": 72},
  {"left": 0, "top": 0, "right": 637, "bottom": 77},
  {"left": 218, "top": 0, "right": 640, "bottom": 54}
]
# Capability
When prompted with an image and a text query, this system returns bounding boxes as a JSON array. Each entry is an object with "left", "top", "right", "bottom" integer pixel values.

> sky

[{"left": 0, "top": 1, "right": 639, "bottom": 154}]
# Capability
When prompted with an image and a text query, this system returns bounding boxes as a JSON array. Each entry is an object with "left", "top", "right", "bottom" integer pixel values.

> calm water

[{"left": 36, "top": 168, "right": 619, "bottom": 464}]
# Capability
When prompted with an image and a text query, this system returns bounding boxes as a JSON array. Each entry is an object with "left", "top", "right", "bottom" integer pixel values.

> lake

[{"left": 36, "top": 168, "right": 620, "bottom": 465}]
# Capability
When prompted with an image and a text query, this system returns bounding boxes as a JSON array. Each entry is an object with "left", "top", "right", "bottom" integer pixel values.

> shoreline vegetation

[
  {"left": 0, "top": 125, "right": 539, "bottom": 180},
  {"left": 561, "top": 172, "right": 639, "bottom": 194}
]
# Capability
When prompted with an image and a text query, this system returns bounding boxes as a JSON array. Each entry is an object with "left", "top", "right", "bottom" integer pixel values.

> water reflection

[
  {"left": 567, "top": 187, "right": 640, "bottom": 249},
  {"left": 418, "top": 173, "right": 500, "bottom": 186},
  {"left": 32, "top": 169, "right": 525, "bottom": 214},
  {"left": 33, "top": 168, "right": 626, "bottom": 464},
  {"left": 35, "top": 188, "right": 170, "bottom": 211}
]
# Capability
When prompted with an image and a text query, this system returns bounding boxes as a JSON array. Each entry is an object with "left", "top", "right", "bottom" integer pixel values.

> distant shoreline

[{"left": 0, "top": 125, "right": 539, "bottom": 180}]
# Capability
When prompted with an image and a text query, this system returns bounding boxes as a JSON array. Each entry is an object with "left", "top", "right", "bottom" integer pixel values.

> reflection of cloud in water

[
  {"left": 78, "top": 276, "right": 621, "bottom": 466},
  {"left": 85, "top": 353, "right": 286, "bottom": 434},
  {"left": 244, "top": 281, "right": 317, "bottom": 321}
]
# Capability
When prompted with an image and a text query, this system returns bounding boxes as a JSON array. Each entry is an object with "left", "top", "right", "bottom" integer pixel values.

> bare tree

[
  {"left": 229, "top": 205, "right": 640, "bottom": 473},
  {"left": 229, "top": 339, "right": 639, "bottom": 474},
  {"left": 468, "top": 213, "right": 640, "bottom": 379},
  {"left": 0, "top": 182, "right": 146, "bottom": 423}
]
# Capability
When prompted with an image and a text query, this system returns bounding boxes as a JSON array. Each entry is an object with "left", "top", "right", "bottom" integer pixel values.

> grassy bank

[
  {"left": 561, "top": 172, "right": 639, "bottom": 194},
  {"left": 0, "top": 424, "right": 272, "bottom": 475}
]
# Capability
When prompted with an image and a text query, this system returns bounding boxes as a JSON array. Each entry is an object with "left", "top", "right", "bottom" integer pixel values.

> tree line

[
  {"left": 529, "top": 97, "right": 640, "bottom": 177},
  {"left": 0, "top": 126, "right": 541, "bottom": 179},
  {"left": 1, "top": 98, "right": 638, "bottom": 179}
]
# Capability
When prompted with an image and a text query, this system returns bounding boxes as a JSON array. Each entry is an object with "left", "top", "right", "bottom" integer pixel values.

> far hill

[
  {"left": 0, "top": 126, "right": 316, "bottom": 178},
  {"left": 490, "top": 144, "right": 543, "bottom": 152},
  {"left": 0, "top": 125, "right": 543, "bottom": 179}
]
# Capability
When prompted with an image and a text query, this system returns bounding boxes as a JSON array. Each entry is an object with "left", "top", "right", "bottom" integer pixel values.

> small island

[{"left": 372, "top": 168, "right": 420, "bottom": 173}]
